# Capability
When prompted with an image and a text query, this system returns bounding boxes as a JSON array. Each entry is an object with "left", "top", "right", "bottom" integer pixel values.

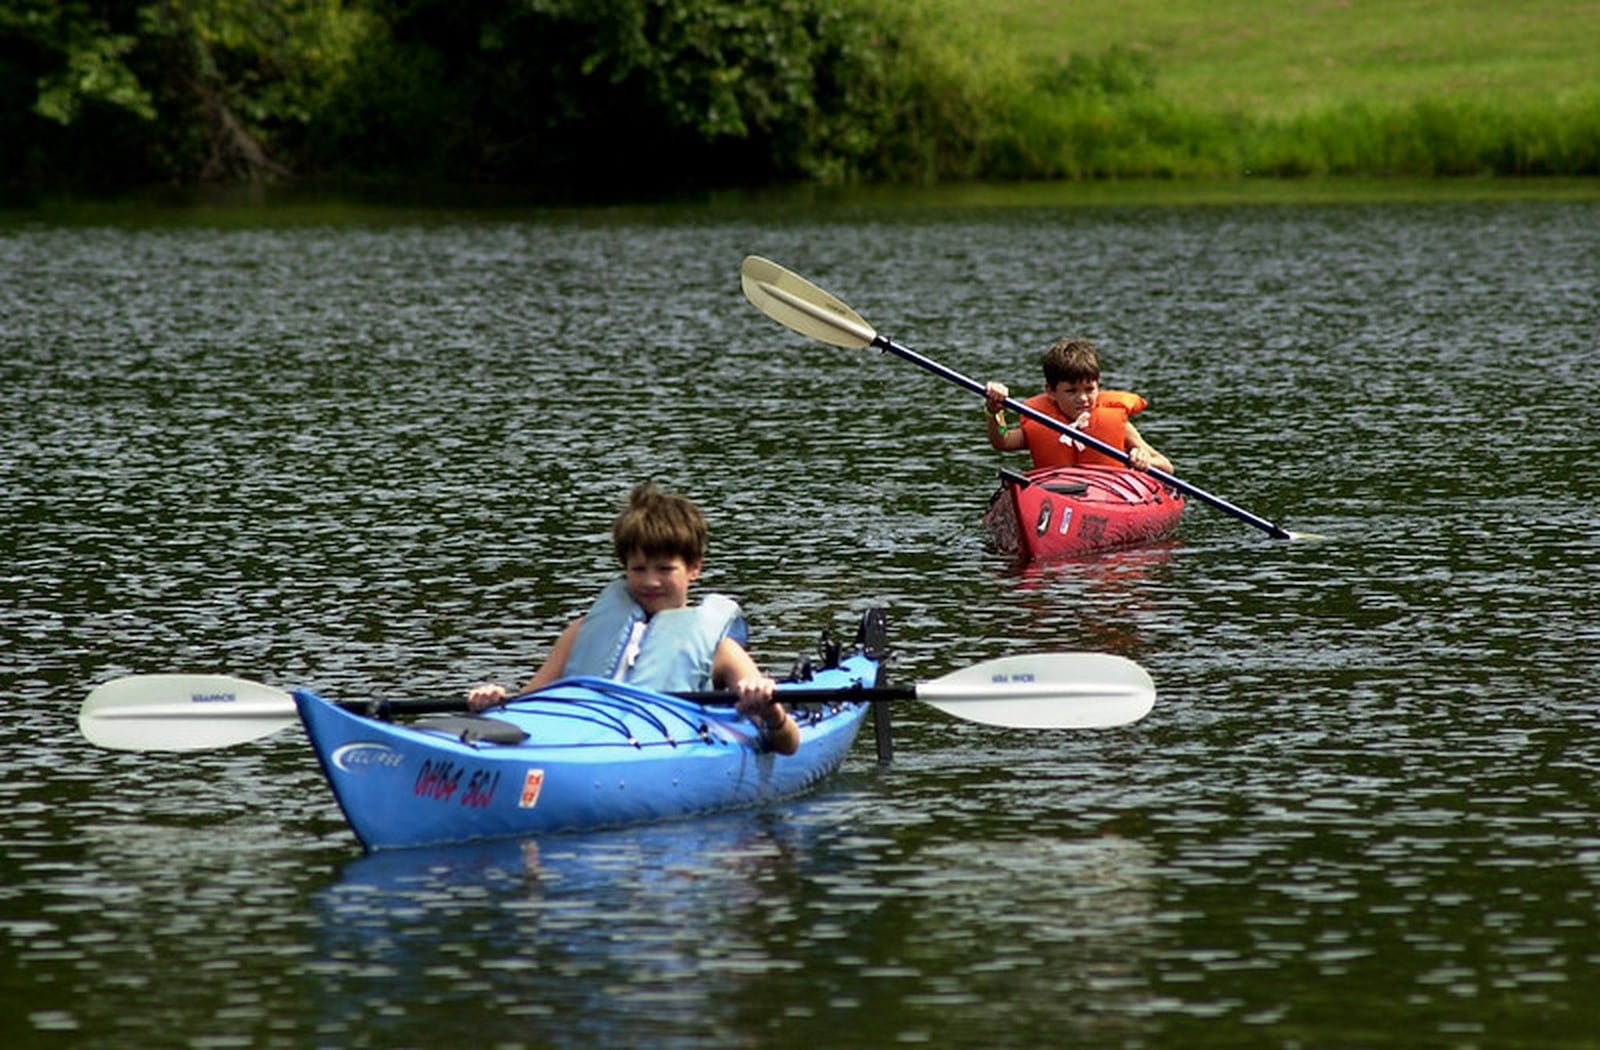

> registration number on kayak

[{"left": 414, "top": 759, "right": 501, "bottom": 809}]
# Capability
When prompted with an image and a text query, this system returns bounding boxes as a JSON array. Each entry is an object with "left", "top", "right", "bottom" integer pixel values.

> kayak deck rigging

[{"left": 408, "top": 687, "right": 863, "bottom": 752}]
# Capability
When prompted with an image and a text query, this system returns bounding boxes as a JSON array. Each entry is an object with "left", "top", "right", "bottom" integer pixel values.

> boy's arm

[
  {"left": 1124, "top": 422, "right": 1172, "bottom": 474},
  {"left": 470, "top": 616, "right": 585, "bottom": 709},
  {"left": 985, "top": 409, "right": 1028, "bottom": 451},
  {"left": 983, "top": 382, "right": 1027, "bottom": 451},
  {"left": 516, "top": 617, "right": 583, "bottom": 692},
  {"left": 714, "top": 637, "right": 798, "bottom": 755}
]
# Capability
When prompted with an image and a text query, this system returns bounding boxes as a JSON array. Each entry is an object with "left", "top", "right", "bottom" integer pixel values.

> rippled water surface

[{"left": 3, "top": 191, "right": 1598, "bottom": 1049}]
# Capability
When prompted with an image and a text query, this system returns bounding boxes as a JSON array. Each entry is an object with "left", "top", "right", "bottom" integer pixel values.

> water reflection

[
  {"left": 313, "top": 816, "right": 809, "bottom": 1046},
  {"left": 308, "top": 801, "right": 1160, "bottom": 1047}
]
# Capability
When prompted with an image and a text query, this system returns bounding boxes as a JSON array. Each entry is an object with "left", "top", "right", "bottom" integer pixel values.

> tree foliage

[
  {"left": 1, "top": 0, "right": 381, "bottom": 183},
  {"left": 0, "top": 0, "right": 978, "bottom": 188}
]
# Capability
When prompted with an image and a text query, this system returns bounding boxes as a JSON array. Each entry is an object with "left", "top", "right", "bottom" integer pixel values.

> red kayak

[{"left": 982, "top": 465, "right": 1185, "bottom": 561}]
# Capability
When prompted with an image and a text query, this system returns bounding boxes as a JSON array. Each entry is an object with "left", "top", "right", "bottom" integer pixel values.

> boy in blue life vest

[
  {"left": 466, "top": 482, "right": 800, "bottom": 754},
  {"left": 984, "top": 337, "right": 1173, "bottom": 474}
]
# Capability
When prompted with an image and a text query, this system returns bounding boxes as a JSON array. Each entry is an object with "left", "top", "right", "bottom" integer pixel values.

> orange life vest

[{"left": 1020, "top": 389, "right": 1147, "bottom": 469}]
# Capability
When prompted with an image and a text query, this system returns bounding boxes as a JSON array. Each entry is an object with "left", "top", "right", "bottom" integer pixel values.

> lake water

[{"left": 3, "top": 184, "right": 1598, "bottom": 1048}]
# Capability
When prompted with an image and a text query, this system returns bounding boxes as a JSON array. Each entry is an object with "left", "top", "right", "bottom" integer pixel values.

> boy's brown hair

[
  {"left": 612, "top": 482, "right": 708, "bottom": 566},
  {"left": 1041, "top": 337, "right": 1102, "bottom": 387}
]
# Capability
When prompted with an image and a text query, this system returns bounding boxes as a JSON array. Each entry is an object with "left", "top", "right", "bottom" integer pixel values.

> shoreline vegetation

[{"left": 2, "top": 0, "right": 1596, "bottom": 193}]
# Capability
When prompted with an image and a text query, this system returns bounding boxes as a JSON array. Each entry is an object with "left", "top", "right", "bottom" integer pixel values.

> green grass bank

[{"left": 907, "top": 0, "right": 1600, "bottom": 179}]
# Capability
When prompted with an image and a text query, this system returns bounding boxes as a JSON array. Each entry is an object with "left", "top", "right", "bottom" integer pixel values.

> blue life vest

[{"left": 564, "top": 579, "right": 748, "bottom": 693}]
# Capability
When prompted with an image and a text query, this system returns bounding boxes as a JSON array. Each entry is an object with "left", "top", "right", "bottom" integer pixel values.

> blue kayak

[{"left": 293, "top": 648, "right": 881, "bottom": 852}]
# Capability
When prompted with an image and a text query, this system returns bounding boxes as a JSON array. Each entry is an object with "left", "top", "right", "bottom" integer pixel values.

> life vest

[
  {"left": 1020, "top": 389, "right": 1147, "bottom": 469},
  {"left": 564, "top": 578, "right": 748, "bottom": 693}
]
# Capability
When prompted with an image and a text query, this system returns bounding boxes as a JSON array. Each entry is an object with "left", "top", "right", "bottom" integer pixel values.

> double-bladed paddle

[
  {"left": 740, "top": 254, "right": 1320, "bottom": 542},
  {"left": 78, "top": 652, "right": 1156, "bottom": 752}
]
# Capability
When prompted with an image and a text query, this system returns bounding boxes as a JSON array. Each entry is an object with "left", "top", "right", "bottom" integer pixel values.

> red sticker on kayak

[{"left": 519, "top": 769, "right": 545, "bottom": 809}]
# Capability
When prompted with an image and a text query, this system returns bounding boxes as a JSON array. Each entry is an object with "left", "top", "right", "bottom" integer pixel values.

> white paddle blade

[
  {"left": 740, "top": 255, "right": 877, "bottom": 349},
  {"left": 79, "top": 674, "right": 298, "bottom": 751},
  {"left": 916, "top": 653, "right": 1156, "bottom": 729}
]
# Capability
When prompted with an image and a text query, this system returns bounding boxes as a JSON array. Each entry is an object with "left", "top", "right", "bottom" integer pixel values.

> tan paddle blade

[{"left": 741, "top": 255, "right": 877, "bottom": 349}]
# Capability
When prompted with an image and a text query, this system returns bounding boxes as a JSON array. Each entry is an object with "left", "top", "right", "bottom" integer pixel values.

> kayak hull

[
  {"left": 293, "top": 653, "right": 878, "bottom": 852},
  {"left": 982, "top": 465, "right": 1184, "bottom": 561}
]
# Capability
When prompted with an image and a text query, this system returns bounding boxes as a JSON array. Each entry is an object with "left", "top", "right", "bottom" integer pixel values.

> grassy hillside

[
  {"left": 933, "top": 0, "right": 1599, "bottom": 117},
  {"left": 892, "top": 0, "right": 1599, "bottom": 179}
]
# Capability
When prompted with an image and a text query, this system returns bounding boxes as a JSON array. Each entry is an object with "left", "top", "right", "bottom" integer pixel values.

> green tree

[
  {"left": 327, "top": 0, "right": 987, "bottom": 187},
  {"left": 1, "top": 1, "right": 149, "bottom": 181},
  {"left": 1, "top": 0, "right": 377, "bottom": 184},
  {"left": 325, "top": 0, "right": 856, "bottom": 187}
]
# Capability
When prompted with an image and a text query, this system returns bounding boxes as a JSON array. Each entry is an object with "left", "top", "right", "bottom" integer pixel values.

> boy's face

[
  {"left": 1047, "top": 377, "right": 1100, "bottom": 420},
  {"left": 624, "top": 551, "right": 702, "bottom": 616}
]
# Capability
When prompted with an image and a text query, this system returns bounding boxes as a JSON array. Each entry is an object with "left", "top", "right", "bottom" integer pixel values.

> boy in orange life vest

[{"left": 983, "top": 337, "right": 1173, "bottom": 474}]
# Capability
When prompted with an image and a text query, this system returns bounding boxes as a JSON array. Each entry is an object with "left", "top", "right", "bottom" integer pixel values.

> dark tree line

[{"left": 2, "top": 0, "right": 975, "bottom": 190}]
